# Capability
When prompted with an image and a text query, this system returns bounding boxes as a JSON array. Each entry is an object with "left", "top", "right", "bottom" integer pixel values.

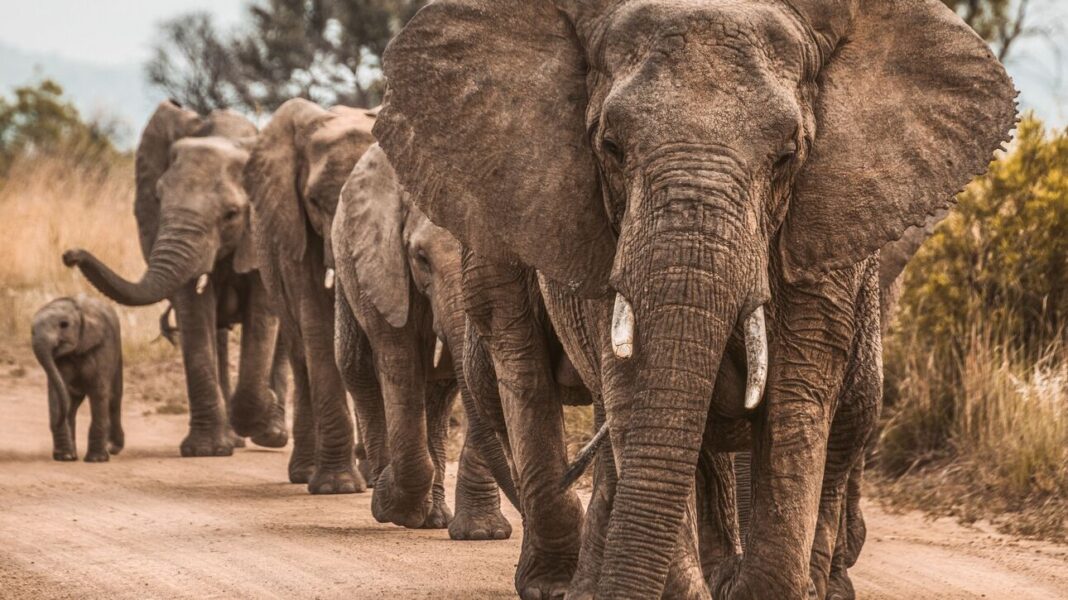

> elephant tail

[{"left": 561, "top": 421, "right": 609, "bottom": 490}]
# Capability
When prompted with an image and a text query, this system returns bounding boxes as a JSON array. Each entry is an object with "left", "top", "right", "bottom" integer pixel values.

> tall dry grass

[{"left": 0, "top": 153, "right": 174, "bottom": 361}]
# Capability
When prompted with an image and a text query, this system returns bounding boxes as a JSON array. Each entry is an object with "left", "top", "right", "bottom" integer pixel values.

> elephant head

[
  {"left": 244, "top": 98, "right": 377, "bottom": 286},
  {"left": 334, "top": 144, "right": 465, "bottom": 346},
  {"left": 64, "top": 101, "right": 258, "bottom": 306},
  {"left": 376, "top": 0, "right": 1016, "bottom": 595},
  {"left": 31, "top": 296, "right": 111, "bottom": 447}
]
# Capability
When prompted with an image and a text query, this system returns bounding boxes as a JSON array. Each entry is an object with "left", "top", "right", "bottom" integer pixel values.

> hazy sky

[{"left": 0, "top": 0, "right": 1065, "bottom": 126}]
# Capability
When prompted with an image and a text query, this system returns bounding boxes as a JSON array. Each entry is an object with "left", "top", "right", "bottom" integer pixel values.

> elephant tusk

[
  {"left": 611, "top": 293, "right": 635, "bottom": 360},
  {"left": 433, "top": 337, "right": 445, "bottom": 369},
  {"left": 195, "top": 274, "right": 210, "bottom": 295},
  {"left": 744, "top": 306, "right": 768, "bottom": 410},
  {"left": 324, "top": 268, "right": 336, "bottom": 290}
]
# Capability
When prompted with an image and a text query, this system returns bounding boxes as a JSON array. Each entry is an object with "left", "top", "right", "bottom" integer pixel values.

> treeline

[{"left": 146, "top": 0, "right": 426, "bottom": 114}]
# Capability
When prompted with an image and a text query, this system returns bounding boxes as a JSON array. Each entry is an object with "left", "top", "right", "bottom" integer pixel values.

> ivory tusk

[
  {"left": 612, "top": 293, "right": 635, "bottom": 360},
  {"left": 744, "top": 306, "right": 768, "bottom": 410},
  {"left": 195, "top": 274, "right": 210, "bottom": 295},
  {"left": 433, "top": 337, "right": 445, "bottom": 369},
  {"left": 324, "top": 268, "right": 336, "bottom": 290}
]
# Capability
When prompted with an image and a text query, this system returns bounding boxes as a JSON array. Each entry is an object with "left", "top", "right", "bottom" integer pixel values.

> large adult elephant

[
  {"left": 243, "top": 99, "right": 378, "bottom": 494},
  {"left": 374, "top": 0, "right": 1016, "bottom": 598},
  {"left": 332, "top": 144, "right": 518, "bottom": 535},
  {"left": 64, "top": 101, "right": 287, "bottom": 457}
]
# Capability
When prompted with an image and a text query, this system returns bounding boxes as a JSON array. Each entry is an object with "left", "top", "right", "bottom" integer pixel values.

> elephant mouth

[{"left": 611, "top": 291, "right": 768, "bottom": 410}]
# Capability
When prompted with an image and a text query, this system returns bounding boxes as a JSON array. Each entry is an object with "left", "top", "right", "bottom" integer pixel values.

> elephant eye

[
  {"left": 775, "top": 140, "right": 798, "bottom": 170},
  {"left": 415, "top": 249, "right": 431, "bottom": 271},
  {"left": 602, "top": 138, "right": 625, "bottom": 165},
  {"left": 59, "top": 320, "right": 69, "bottom": 329},
  {"left": 225, "top": 207, "right": 241, "bottom": 220}
]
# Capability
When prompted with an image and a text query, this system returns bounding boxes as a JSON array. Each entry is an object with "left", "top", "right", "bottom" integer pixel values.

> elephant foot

[
  {"left": 516, "top": 537, "right": 578, "bottom": 600},
  {"left": 107, "top": 442, "right": 123, "bottom": 455},
  {"left": 826, "top": 569, "right": 856, "bottom": 600},
  {"left": 288, "top": 454, "right": 315, "bottom": 484},
  {"left": 227, "top": 430, "right": 246, "bottom": 449},
  {"left": 309, "top": 466, "right": 366, "bottom": 495},
  {"left": 711, "top": 554, "right": 808, "bottom": 600},
  {"left": 52, "top": 449, "right": 77, "bottom": 462},
  {"left": 371, "top": 465, "right": 432, "bottom": 528},
  {"left": 421, "top": 497, "right": 453, "bottom": 530},
  {"left": 179, "top": 429, "right": 234, "bottom": 458},
  {"left": 228, "top": 389, "right": 276, "bottom": 439},
  {"left": 84, "top": 449, "right": 110, "bottom": 463},
  {"left": 563, "top": 577, "right": 595, "bottom": 600},
  {"left": 250, "top": 418, "right": 288, "bottom": 449},
  {"left": 449, "top": 505, "right": 512, "bottom": 540}
]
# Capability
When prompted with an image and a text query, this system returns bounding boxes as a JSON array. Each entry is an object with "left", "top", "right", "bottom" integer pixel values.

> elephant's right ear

[
  {"left": 375, "top": 0, "right": 616, "bottom": 297},
  {"left": 135, "top": 101, "right": 202, "bottom": 260},
  {"left": 245, "top": 99, "right": 326, "bottom": 263},
  {"left": 335, "top": 144, "right": 410, "bottom": 328}
]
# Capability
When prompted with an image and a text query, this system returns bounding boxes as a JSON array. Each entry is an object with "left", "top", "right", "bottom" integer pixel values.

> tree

[
  {"left": 145, "top": 13, "right": 243, "bottom": 114},
  {"left": 943, "top": 0, "right": 1039, "bottom": 61},
  {"left": 0, "top": 80, "right": 120, "bottom": 175},
  {"left": 146, "top": 0, "right": 427, "bottom": 113}
]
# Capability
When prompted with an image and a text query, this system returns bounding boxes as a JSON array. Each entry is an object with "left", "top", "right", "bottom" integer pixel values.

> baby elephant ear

[
  {"left": 782, "top": 0, "right": 1017, "bottom": 283},
  {"left": 375, "top": 0, "right": 616, "bottom": 297}
]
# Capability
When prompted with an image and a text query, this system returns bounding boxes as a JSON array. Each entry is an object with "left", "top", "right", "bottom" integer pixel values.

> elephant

[
  {"left": 243, "top": 98, "right": 379, "bottom": 494},
  {"left": 32, "top": 295, "right": 124, "bottom": 463},
  {"left": 373, "top": 0, "right": 1016, "bottom": 598},
  {"left": 64, "top": 100, "right": 287, "bottom": 458},
  {"left": 332, "top": 143, "right": 518, "bottom": 536}
]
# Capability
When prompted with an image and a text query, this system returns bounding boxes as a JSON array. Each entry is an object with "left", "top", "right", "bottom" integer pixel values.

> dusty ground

[{"left": 2, "top": 364, "right": 1067, "bottom": 600}]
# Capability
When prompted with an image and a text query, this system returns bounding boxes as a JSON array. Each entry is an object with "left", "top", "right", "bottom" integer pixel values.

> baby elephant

[{"left": 31, "top": 296, "right": 124, "bottom": 462}]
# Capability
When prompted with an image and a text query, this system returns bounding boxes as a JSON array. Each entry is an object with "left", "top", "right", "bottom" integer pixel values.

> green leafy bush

[{"left": 879, "top": 115, "right": 1068, "bottom": 540}]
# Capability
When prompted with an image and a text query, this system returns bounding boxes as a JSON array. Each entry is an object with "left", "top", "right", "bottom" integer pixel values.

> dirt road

[{"left": 2, "top": 367, "right": 1067, "bottom": 600}]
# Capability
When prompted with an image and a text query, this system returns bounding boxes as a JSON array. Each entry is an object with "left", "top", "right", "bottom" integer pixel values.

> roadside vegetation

[
  {"left": 0, "top": 81, "right": 185, "bottom": 411},
  {"left": 877, "top": 115, "right": 1068, "bottom": 542}
]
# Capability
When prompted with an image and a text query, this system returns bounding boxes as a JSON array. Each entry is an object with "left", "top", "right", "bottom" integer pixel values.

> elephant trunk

[
  {"left": 33, "top": 334, "right": 72, "bottom": 438},
  {"left": 600, "top": 189, "right": 758, "bottom": 597},
  {"left": 66, "top": 213, "right": 216, "bottom": 307}
]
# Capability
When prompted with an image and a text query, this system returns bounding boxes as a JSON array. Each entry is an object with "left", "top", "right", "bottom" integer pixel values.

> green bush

[{"left": 879, "top": 115, "right": 1068, "bottom": 540}]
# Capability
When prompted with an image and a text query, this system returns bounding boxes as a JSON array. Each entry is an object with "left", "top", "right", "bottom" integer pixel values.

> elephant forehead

[{"left": 32, "top": 299, "right": 78, "bottom": 327}]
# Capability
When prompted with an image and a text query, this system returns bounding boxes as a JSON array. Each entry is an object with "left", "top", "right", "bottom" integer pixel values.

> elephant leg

[
  {"left": 84, "top": 382, "right": 112, "bottom": 463},
  {"left": 336, "top": 282, "right": 387, "bottom": 486},
  {"left": 287, "top": 351, "right": 316, "bottom": 484},
  {"left": 568, "top": 401, "right": 615, "bottom": 599},
  {"left": 261, "top": 330, "right": 290, "bottom": 449},
  {"left": 108, "top": 364, "right": 124, "bottom": 455},
  {"left": 811, "top": 305, "right": 880, "bottom": 600},
  {"left": 172, "top": 287, "right": 232, "bottom": 458},
  {"left": 48, "top": 381, "right": 77, "bottom": 461},
  {"left": 462, "top": 256, "right": 581, "bottom": 600},
  {"left": 297, "top": 282, "right": 361, "bottom": 495},
  {"left": 828, "top": 458, "right": 866, "bottom": 600},
  {"left": 231, "top": 280, "right": 287, "bottom": 449},
  {"left": 422, "top": 380, "right": 456, "bottom": 529},
  {"left": 366, "top": 319, "right": 434, "bottom": 529},
  {"left": 450, "top": 375, "right": 514, "bottom": 541},
  {"left": 697, "top": 448, "right": 743, "bottom": 579},
  {"left": 216, "top": 329, "right": 244, "bottom": 448},
  {"left": 713, "top": 264, "right": 868, "bottom": 600}
]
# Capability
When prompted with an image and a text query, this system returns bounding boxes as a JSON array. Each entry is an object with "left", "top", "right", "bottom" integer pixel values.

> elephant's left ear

[{"left": 781, "top": 0, "right": 1017, "bottom": 283}]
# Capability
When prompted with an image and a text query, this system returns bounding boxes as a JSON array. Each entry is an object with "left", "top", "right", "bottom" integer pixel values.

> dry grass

[
  {"left": 0, "top": 152, "right": 186, "bottom": 411},
  {"left": 0, "top": 153, "right": 168, "bottom": 353},
  {"left": 877, "top": 331, "right": 1068, "bottom": 541}
]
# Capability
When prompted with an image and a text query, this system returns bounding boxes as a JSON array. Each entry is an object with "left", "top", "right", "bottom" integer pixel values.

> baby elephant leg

[
  {"left": 108, "top": 367, "right": 125, "bottom": 455},
  {"left": 84, "top": 385, "right": 113, "bottom": 463}
]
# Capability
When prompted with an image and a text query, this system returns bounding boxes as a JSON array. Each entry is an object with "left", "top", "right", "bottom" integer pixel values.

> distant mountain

[{"left": 0, "top": 42, "right": 162, "bottom": 148}]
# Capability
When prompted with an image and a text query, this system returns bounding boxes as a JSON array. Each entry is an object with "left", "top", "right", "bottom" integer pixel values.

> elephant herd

[{"left": 43, "top": 0, "right": 1017, "bottom": 598}]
